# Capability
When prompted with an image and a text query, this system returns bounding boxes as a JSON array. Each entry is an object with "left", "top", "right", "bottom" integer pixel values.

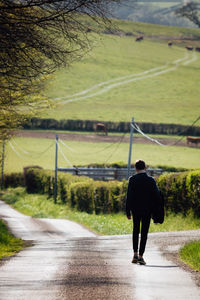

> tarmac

[{"left": 0, "top": 200, "right": 199, "bottom": 300}]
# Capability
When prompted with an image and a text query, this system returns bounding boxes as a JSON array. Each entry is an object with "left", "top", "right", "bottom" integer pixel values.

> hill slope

[{"left": 44, "top": 21, "right": 200, "bottom": 126}]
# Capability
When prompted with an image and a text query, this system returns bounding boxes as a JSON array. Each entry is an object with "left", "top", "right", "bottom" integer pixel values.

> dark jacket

[{"left": 126, "top": 172, "right": 160, "bottom": 217}]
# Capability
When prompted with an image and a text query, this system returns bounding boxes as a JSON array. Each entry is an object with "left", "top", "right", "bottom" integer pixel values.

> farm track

[
  {"left": 15, "top": 130, "right": 188, "bottom": 147},
  {"left": 55, "top": 50, "right": 197, "bottom": 104}
]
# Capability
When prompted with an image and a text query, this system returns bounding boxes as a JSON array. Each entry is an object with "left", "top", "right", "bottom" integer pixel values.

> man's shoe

[
  {"left": 138, "top": 257, "right": 146, "bottom": 265},
  {"left": 132, "top": 255, "right": 138, "bottom": 264}
]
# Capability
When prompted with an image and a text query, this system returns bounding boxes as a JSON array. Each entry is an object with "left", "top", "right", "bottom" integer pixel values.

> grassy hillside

[
  {"left": 4, "top": 136, "right": 200, "bottom": 173},
  {"left": 43, "top": 21, "right": 200, "bottom": 126}
]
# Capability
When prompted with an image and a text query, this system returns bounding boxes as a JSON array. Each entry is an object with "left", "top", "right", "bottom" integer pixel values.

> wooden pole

[
  {"left": 127, "top": 117, "right": 134, "bottom": 179},
  {"left": 54, "top": 134, "right": 58, "bottom": 204}
]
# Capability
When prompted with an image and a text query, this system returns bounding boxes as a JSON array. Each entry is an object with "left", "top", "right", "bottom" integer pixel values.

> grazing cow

[
  {"left": 95, "top": 123, "right": 108, "bottom": 136},
  {"left": 187, "top": 136, "right": 200, "bottom": 147},
  {"left": 195, "top": 47, "right": 200, "bottom": 52},
  {"left": 185, "top": 45, "right": 193, "bottom": 51},
  {"left": 168, "top": 41, "right": 173, "bottom": 47},
  {"left": 136, "top": 35, "right": 144, "bottom": 42}
]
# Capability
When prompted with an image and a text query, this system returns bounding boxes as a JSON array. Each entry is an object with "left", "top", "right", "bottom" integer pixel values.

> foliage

[
  {"left": 23, "top": 168, "right": 126, "bottom": 214},
  {"left": 0, "top": 0, "right": 119, "bottom": 140},
  {"left": 180, "top": 240, "right": 200, "bottom": 271},
  {"left": 0, "top": 219, "right": 24, "bottom": 260},
  {"left": 157, "top": 170, "right": 200, "bottom": 217},
  {"left": 3, "top": 172, "right": 25, "bottom": 189}
]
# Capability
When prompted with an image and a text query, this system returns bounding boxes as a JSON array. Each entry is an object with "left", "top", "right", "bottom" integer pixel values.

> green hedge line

[
  {"left": 23, "top": 118, "right": 200, "bottom": 136},
  {"left": 3, "top": 169, "right": 200, "bottom": 217},
  {"left": 157, "top": 170, "right": 200, "bottom": 217},
  {"left": 3, "top": 173, "right": 25, "bottom": 189},
  {"left": 24, "top": 168, "right": 127, "bottom": 214}
]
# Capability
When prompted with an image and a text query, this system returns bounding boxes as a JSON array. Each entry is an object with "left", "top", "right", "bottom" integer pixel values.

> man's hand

[{"left": 127, "top": 215, "right": 131, "bottom": 220}]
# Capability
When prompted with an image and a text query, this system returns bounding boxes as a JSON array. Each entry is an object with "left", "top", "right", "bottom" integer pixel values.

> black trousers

[{"left": 132, "top": 212, "right": 151, "bottom": 256}]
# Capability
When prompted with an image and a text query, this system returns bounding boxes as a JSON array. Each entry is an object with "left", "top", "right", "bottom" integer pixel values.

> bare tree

[
  {"left": 176, "top": 1, "right": 200, "bottom": 27},
  {"left": 0, "top": 0, "right": 120, "bottom": 139}
]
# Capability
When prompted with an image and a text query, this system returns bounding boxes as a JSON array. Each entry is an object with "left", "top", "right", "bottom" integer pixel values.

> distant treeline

[{"left": 23, "top": 118, "right": 200, "bottom": 136}]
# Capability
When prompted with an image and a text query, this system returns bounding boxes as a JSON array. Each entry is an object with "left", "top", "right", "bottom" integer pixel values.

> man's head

[{"left": 135, "top": 160, "right": 146, "bottom": 171}]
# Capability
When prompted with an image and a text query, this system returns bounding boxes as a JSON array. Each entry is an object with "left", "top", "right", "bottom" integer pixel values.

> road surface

[{"left": 0, "top": 200, "right": 199, "bottom": 300}]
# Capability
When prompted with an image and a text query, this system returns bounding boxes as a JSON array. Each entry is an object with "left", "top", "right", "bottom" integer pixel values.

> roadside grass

[
  {"left": 0, "top": 218, "right": 24, "bottom": 260},
  {"left": 2, "top": 188, "right": 200, "bottom": 236},
  {"left": 5, "top": 137, "right": 200, "bottom": 173},
  {"left": 180, "top": 241, "right": 200, "bottom": 272},
  {"left": 43, "top": 29, "right": 200, "bottom": 125}
]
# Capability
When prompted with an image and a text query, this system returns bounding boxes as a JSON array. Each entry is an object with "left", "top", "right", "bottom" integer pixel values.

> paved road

[{"left": 0, "top": 200, "right": 199, "bottom": 300}]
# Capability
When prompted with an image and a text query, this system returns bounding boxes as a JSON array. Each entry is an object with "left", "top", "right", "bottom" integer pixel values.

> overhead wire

[
  {"left": 132, "top": 123, "right": 165, "bottom": 146},
  {"left": 104, "top": 133, "right": 127, "bottom": 164},
  {"left": 172, "top": 116, "right": 200, "bottom": 146},
  {"left": 59, "top": 138, "right": 77, "bottom": 153},
  {"left": 9, "top": 139, "right": 55, "bottom": 160},
  {"left": 57, "top": 142, "right": 74, "bottom": 167}
]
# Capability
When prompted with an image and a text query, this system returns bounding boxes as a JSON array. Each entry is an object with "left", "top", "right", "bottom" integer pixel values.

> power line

[
  {"left": 57, "top": 143, "right": 74, "bottom": 167},
  {"left": 172, "top": 115, "right": 200, "bottom": 146},
  {"left": 59, "top": 139, "right": 77, "bottom": 153},
  {"left": 132, "top": 123, "right": 165, "bottom": 146},
  {"left": 104, "top": 133, "right": 127, "bottom": 164}
]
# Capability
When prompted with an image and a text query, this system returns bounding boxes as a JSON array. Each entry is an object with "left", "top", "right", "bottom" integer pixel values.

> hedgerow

[
  {"left": 3, "top": 168, "right": 200, "bottom": 217},
  {"left": 157, "top": 170, "right": 200, "bottom": 217}
]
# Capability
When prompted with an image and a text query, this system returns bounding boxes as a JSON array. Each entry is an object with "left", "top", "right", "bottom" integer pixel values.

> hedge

[
  {"left": 23, "top": 118, "right": 200, "bottom": 136},
  {"left": 3, "top": 173, "right": 25, "bottom": 189},
  {"left": 3, "top": 168, "right": 200, "bottom": 217},
  {"left": 157, "top": 170, "right": 200, "bottom": 217},
  {"left": 23, "top": 168, "right": 127, "bottom": 214}
]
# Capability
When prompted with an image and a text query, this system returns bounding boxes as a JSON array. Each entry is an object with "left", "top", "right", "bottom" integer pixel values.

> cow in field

[
  {"left": 168, "top": 41, "right": 173, "bottom": 47},
  {"left": 136, "top": 35, "right": 144, "bottom": 42},
  {"left": 185, "top": 45, "right": 193, "bottom": 51},
  {"left": 195, "top": 47, "right": 200, "bottom": 52},
  {"left": 94, "top": 123, "right": 108, "bottom": 135},
  {"left": 187, "top": 136, "right": 200, "bottom": 147}
]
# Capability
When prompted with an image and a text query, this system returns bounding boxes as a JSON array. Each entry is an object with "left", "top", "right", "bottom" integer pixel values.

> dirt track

[{"left": 15, "top": 130, "right": 188, "bottom": 147}]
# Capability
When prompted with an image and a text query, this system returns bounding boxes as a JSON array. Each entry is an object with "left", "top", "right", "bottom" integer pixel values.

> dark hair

[{"left": 135, "top": 160, "right": 146, "bottom": 170}]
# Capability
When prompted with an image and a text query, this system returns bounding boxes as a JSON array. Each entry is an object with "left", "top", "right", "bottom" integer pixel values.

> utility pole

[
  {"left": 127, "top": 117, "right": 134, "bottom": 179},
  {"left": 54, "top": 134, "right": 58, "bottom": 204},
  {"left": 1, "top": 140, "right": 5, "bottom": 190}
]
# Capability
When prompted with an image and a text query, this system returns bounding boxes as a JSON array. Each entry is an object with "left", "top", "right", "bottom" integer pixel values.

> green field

[
  {"left": 5, "top": 136, "right": 200, "bottom": 173},
  {"left": 43, "top": 23, "right": 200, "bottom": 125}
]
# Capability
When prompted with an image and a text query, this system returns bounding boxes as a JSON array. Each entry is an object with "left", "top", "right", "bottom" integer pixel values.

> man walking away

[{"left": 126, "top": 160, "right": 160, "bottom": 265}]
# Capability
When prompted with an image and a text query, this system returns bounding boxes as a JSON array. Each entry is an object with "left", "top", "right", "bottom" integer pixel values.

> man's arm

[{"left": 126, "top": 177, "right": 133, "bottom": 219}]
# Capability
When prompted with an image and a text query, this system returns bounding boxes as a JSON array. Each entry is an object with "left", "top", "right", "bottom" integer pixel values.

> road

[{"left": 0, "top": 200, "right": 199, "bottom": 300}]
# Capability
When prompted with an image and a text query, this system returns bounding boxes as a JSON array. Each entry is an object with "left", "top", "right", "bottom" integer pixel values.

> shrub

[
  {"left": 157, "top": 170, "right": 200, "bottom": 216},
  {"left": 70, "top": 182, "right": 95, "bottom": 213},
  {"left": 3, "top": 173, "right": 25, "bottom": 189}
]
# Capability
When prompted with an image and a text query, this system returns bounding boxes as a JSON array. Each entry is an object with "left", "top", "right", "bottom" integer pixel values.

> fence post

[
  {"left": 127, "top": 117, "right": 134, "bottom": 179},
  {"left": 54, "top": 134, "right": 58, "bottom": 204}
]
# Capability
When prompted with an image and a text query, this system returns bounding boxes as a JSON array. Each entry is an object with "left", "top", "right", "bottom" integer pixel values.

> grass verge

[
  {"left": 0, "top": 218, "right": 25, "bottom": 261},
  {"left": 2, "top": 187, "right": 200, "bottom": 236},
  {"left": 180, "top": 241, "right": 200, "bottom": 272}
]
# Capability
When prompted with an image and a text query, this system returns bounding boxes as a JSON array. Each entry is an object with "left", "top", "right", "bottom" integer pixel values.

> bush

[
  {"left": 3, "top": 173, "right": 25, "bottom": 189},
  {"left": 70, "top": 182, "right": 95, "bottom": 213},
  {"left": 157, "top": 170, "right": 200, "bottom": 217}
]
